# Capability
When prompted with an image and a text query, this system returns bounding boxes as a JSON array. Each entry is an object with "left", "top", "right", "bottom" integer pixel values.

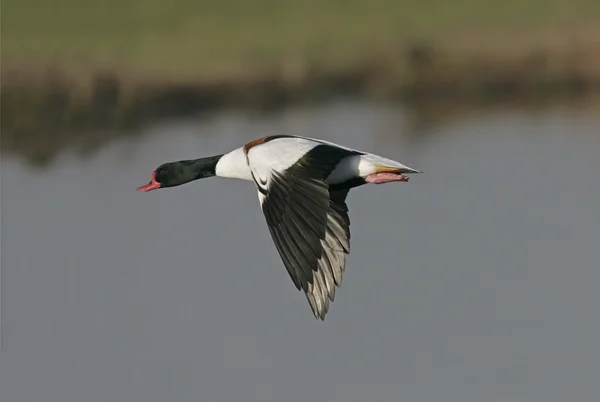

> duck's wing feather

[{"left": 251, "top": 145, "right": 358, "bottom": 320}]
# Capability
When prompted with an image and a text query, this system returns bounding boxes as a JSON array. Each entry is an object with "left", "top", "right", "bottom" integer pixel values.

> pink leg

[{"left": 365, "top": 172, "right": 410, "bottom": 184}]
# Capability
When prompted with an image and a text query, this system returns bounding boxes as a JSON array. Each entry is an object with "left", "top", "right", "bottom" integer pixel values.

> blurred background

[{"left": 1, "top": 1, "right": 600, "bottom": 402}]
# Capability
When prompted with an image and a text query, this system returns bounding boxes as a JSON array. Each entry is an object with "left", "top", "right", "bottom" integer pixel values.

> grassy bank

[
  {"left": 2, "top": 0, "right": 600, "bottom": 164},
  {"left": 4, "top": 0, "right": 600, "bottom": 75}
]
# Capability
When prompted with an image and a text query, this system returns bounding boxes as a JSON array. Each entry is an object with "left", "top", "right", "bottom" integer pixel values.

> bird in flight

[{"left": 137, "top": 135, "right": 421, "bottom": 320}]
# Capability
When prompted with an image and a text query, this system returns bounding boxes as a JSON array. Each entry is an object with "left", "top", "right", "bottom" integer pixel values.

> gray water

[{"left": 1, "top": 101, "right": 599, "bottom": 402}]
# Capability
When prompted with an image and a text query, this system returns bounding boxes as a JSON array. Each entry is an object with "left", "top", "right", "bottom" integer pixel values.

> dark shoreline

[{"left": 2, "top": 41, "right": 600, "bottom": 166}]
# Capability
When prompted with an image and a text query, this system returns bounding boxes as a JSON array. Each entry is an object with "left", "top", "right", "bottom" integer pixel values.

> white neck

[{"left": 214, "top": 147, "right": 253, "bottom": 181}]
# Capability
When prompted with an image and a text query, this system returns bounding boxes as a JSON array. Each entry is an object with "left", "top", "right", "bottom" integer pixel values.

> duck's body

[
  {"left": 215, "top": 135, "right": 417, "bottom": 186},
  {"left": 138, "top": 134, "right": 421, "bottom": 320}
]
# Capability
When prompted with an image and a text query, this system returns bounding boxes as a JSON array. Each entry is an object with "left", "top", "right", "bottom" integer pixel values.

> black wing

[{"left": 259, "top": 145, "right": 357, "bottom": 320}]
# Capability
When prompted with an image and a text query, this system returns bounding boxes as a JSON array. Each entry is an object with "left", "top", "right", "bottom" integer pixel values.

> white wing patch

[{"left": 246, "top": 137, "right": 320, "bottom": 174}]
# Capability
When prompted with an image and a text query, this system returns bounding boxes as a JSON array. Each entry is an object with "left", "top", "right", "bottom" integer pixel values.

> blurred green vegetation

[
  {"left": 4, "top": 0, "right": 600, "bottom": 76},
  {"left": 2, "top": 0, "right": 600, "bottom": 166}
]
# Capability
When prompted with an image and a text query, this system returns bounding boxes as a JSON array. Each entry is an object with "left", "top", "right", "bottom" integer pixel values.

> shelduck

[{"left": 137, "top": 135, "right": 421, "bottom": 320}]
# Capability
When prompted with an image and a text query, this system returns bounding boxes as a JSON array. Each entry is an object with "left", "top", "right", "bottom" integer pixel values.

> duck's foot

[{"left": 365, "top": 172, "right": 409, "bottom": 184}]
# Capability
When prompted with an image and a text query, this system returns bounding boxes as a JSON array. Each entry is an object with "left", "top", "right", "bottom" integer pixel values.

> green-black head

[{"left": 137, "top": 155, "right": 223, "bottom": 192}]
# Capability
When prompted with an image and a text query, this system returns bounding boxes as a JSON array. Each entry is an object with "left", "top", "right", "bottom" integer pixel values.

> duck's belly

[{"left": 327, "top": 155, "right": 370, "bottom": 184}]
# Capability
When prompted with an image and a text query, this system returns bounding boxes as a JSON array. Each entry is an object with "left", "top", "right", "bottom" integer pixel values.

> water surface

[{"left": 1, "top": 101, "right": 600, "bottom": 402}]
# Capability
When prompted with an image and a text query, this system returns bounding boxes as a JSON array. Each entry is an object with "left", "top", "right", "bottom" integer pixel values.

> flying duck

[{"left": 137, "top": 135, "right": 421, "bottom": 320}]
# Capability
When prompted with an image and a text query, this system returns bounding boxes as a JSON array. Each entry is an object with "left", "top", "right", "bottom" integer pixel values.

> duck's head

[{"left": 137, "top": 155, "right": 222, "bottom": 192}]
